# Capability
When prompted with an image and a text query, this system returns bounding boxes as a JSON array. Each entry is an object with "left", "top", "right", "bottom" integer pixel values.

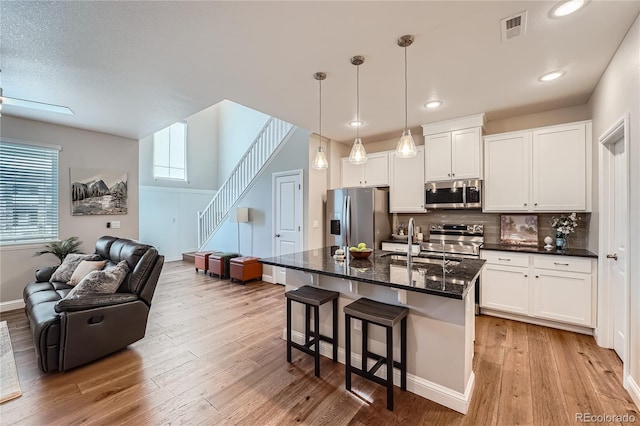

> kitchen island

[{"left": 260, "top": 248, "right": 485, "bottom": 414}]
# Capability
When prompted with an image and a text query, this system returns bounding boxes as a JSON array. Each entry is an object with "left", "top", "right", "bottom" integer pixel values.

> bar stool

[
  {"left": 285, "top": 286, "right": 339, "bottom": 377},
  {"left": 344, "top": 297, "right": 408, "bottom": 411}
]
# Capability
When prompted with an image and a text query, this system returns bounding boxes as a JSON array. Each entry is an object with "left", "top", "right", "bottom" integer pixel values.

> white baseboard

[
  {"left": 627, "top": 375, "right": 640, "bottom": 411},
  {"left": 480, "top": 308, "right": 594, "bottom": 335},
  {"left": 283, "top": 328, "right": 472, "bottom": 414},
  {"left": 165, "top": 256, "right": 185, "bottom": 263},
  {"left": 0, "top": 299, "right": 25, "bottom": 313}
]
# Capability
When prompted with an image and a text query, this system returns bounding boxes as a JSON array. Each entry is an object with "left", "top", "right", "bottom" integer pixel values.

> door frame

[
  {"left": 271, "top": 169, "right": 304, "bottom": 283},
  {"left": 597, "top": 113, "right": 630, "bottom": 385}
]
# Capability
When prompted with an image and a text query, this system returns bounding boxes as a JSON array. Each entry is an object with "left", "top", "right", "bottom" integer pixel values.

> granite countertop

[
  {"left": 259, "top": 248, "right": 485, "bottom": 300},
  {"left": 481, "top": 243, "right": 598, "bottom": 258}
]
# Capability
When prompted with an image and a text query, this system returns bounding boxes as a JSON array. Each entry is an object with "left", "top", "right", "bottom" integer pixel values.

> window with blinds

[
  {"left": 0, "top": 141, "right": 59, "bottom": 244},
  {"left": 153, "top": 122, "right": 187, "bottom": 181}
]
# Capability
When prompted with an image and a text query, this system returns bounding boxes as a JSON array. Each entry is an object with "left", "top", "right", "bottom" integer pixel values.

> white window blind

[
  {"left": 153, "top": 122, "right": 187, "bottom": 181},
  {"left": 0, "top": 141, "right": 59, "bottom": 244}
]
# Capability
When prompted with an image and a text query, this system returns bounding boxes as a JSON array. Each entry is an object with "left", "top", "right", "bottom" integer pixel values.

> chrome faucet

[{"left": 407, "top": 217, "right": 415, "bottom": 271}]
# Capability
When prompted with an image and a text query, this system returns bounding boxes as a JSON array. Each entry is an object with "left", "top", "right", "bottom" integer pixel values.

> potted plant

[
  {"left": 34, "top": 236, "right": 83, "bottom": 264},
  {"left": 550, "top": 213, "right": 580, "bottom": 250}
]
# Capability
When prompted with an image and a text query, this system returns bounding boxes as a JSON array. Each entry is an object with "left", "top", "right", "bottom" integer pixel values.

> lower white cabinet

[{"left": 480, "top": 250, "right": 596, "bottom": 329}]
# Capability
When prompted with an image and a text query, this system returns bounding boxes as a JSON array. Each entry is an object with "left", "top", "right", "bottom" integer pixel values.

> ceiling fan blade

[{"left": 2, "top": 96, "right": 74, "bottom": 115}]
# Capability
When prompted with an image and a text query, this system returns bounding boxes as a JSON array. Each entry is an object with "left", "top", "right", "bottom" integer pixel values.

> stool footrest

[
  {"left": 349, "top": 366, "right": 390, "bottom": 388},
  {"left": 291, "top": 340, "right": 318, "bottom": 355},
  {"left": 365, "top": 351, "right": 403, "bottom": 371}
]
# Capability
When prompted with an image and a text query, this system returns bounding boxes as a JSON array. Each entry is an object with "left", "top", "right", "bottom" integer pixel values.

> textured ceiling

[{"left": 1, "top": 1, "right": 639, "bottom": 142}]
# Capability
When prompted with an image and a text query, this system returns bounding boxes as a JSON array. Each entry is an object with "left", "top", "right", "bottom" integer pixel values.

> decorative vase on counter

[{"left": 556, "top": 235, "right": 567, "bottom": 250}]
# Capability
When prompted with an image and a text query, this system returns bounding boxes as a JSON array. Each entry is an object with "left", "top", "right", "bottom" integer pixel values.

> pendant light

[
  {"left": 395, "top": 35, "right": 417, "bottom": 158},
  {"left": 311, "top": 72, "right": 329, "bottom": 170},
  {"left": 349, "top": 55, "right": 367, "bottom": 165}
]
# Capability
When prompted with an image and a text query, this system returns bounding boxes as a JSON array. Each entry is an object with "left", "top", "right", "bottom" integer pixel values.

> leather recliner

[{"left": 23, "top": 236, "right": 164, "bottom": 373}]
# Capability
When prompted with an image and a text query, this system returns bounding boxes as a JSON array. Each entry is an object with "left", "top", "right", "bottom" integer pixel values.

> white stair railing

[{"left": 197, "top": 117, "right": 294, "bottom": 247}]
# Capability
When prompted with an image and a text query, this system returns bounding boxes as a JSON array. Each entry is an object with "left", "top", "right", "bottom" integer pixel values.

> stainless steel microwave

[{"left": 425, "top": 180, "right": 482, "bottom": 209}]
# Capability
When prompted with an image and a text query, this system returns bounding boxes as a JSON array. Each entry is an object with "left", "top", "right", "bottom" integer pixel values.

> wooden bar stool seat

[
  {"left": 285, "top": 285, "right": 339, "bottom": 377},
  {"left": 344, "top": 297, "right": 408, "bottom": 411}
]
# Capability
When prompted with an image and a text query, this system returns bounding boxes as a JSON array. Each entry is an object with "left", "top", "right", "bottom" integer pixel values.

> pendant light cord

[
  {"left": 319, "top": 77, "right": 322, "bottom": 149},
  {"left": 404, "top": 46, "right": 408, "bottom": 132},
  {"left": 356, "top": 64, "right": 360, "bottom": 139}
]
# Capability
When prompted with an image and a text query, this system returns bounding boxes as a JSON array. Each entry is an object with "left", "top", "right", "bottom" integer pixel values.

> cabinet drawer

[
  {"left": 533, "top": 256, "right": 591, "bottom": 274},
  {"left": 381, "top": 242, "right": 420, "bottom": 255},
  {"left": 481, "top": 251, "right": 529, "bottom": 268}
]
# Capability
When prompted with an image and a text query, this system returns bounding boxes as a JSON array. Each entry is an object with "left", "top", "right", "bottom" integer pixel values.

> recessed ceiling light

[
  {"left": 539, "top": 71, "right": 565, "bottom": 82},
  {"left": 551, "top": 0, "right": 588, "bottom": 18},
  {"left": 349, "top": 120, "right": 363, "bottom": 127},
  {"left": 424, "top": 100, "right": 442, "bottom": 109}
]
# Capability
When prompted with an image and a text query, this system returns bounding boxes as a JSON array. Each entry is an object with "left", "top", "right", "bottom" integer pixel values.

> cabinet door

[
  {"left": 480, "top": 264, "right": 529, "bottom": 315},
  {"left": 363, "top": 152, "right": 389, "bottom": 187},
  {"left": 424, "top": 132, "right": 452, "bottom": 182},
  {"left": 532, "top": 269, "right": 593, "bottom": 326},
  {"left": 451, "top": 127, "right": 482, "bottom": 180},
  {"left": 389, "top": 146, "right": 426, "bottom": 213},
  {"left": 483, "top": 132, "right": 531, "bottom": 212},
  {"left": 532, "top": 124, "right": 586, "bottom": 211},
  {"left": 341, "top": 158, "right": 363, "bottom": 187}
]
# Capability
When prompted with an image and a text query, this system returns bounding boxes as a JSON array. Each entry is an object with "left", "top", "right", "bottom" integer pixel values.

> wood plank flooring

[{"left": 1, "top": 261, "right": 638, "bottom": 425}]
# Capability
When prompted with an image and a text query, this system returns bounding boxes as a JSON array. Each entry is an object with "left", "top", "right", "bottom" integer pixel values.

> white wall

[
  {"left": 0, "top": 116, "right": 139, "bottom": 305},
  {"left": 139, "top": 186, "right": 215, "bottom": 261},
  {"left": 139, "top": 104, "right": 219, "bottom": 190},
  {"left": 217, "top": 100, "right": 270, "bottom": 184},
  {"left": 588, "top": 14, "right": 640, "bottom": 404},
  {"left": 202, "top": 127, "right": 311, "bottom": 278}
]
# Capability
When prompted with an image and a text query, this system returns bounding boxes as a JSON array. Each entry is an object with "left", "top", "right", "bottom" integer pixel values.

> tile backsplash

[{"left": 394, "top": 211, "right": 590, "bottom": 249}]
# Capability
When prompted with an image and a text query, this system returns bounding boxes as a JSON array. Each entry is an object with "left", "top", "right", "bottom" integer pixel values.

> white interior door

[
  {"left": 611, "top": 138, "right": 627, "bottom": 360},
  {"left": 273, "top": 170, "right": 303, "bottom": 284}
]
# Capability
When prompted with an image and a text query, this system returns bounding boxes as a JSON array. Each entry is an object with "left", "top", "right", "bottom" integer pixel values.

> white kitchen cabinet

[
  {"left": 531, "top": 255, "right": 594, "bottom": 326},
  {"left": 341, "top": 151, "right": 389, "bottom": 187},
  {"left": 389, "top": 145, "right": 426, "bottom": 213},
  {"left": 424, "top": 127, "right": 483, "bottom": 182},
  {"left": 480, "top": 263, "right": 529, "bottom": 315},
  {"left": 483, "top": 121, "right": 592, "bottom": 213},
  {"left": 480, "top": 250, "right": 596, "bottom": 329},
  {"left": 381, "top": 241, "right": 421, "bottom": 255}
]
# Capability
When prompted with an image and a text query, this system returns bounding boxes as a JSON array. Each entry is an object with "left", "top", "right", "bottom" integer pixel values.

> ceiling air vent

[{"left": 501, "top": 11, "right": 527, "bottom": 41}]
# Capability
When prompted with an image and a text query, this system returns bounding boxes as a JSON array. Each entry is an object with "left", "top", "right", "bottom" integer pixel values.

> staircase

[{"left": 197, "top": 117, "right": 295, "bottom": 248}]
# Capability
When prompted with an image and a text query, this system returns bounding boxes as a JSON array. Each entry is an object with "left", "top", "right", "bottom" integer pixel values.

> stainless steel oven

[{"left": 425, "top": 180, "right": 481, "bottom": 209}]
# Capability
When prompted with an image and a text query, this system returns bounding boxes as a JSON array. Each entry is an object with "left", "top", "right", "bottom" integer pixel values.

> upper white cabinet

[
  {"left": 423, "top": 113, "right": 485, "bottom": 183},
  {"left": 341, "top": 151, "right": 389, "bottom": 188},
  {"left": 483, "top": 121, "right": 592, "bottom": 213},
  {"left": 389, "top": 145, "right": 426, "bottom": 213}
]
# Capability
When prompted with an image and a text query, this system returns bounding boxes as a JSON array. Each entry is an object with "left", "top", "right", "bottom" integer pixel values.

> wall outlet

[
  {"left": 353, "top": 318, "right": 362, "bottom": 331},
  {"left": 111, "top": 221, "right": 121, "bottom": 229},
  {"left": 312, "top": 220, "right": 319, "bottom": 229}
]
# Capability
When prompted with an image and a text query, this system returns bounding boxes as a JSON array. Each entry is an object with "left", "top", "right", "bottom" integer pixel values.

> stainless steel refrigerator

[{"left": 325, "top": 187, "right": 391, "bottom": 252}]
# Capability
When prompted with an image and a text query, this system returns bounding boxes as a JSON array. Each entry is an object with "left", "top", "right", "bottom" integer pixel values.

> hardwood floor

[{"left": 1, "top": 261, "right": 638, "bottom": 425}]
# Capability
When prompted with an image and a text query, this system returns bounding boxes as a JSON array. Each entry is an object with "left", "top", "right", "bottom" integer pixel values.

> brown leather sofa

[{"left": 23, "top": 236, "right": 164, "bottom": 373}]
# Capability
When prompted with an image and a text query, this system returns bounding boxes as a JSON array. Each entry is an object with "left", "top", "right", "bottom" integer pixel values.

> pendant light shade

[
  {"left": 312, "top": 72, "right": 329, "bottom": 170},
  {"left": 395, "top": 35, "right": 417, "bottom": 159},
  {"left": 349, "top": 56, "right": 367, "bottom": 165}
]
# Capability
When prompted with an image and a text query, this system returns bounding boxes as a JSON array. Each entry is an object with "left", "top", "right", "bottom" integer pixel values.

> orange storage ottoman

[
  {"left": 209, "top": 252, "right": 239, "bottom": 278},
  {"left": 194, "top": 251, "right": 218, "bottom": 274},
  {"left": 230, "top": 257, "right": 262, "bottom": 284}
]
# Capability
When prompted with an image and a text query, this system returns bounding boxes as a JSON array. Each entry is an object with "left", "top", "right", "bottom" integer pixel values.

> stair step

[{"left": 182, "top": 252, "right": 196, "bottom": 263}]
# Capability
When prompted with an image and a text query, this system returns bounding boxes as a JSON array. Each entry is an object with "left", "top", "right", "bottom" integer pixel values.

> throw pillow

[
  {"left": 67, "top": 260, "right": 107, "bottom": 286},
  {"left": 50, "top": 253, "right": 102, "bottom": 283},
  {"left": 65, "top": 260, "right": 130, "bottom": 298}
]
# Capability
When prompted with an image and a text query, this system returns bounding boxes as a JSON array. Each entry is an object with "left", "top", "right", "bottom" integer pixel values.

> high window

[
  {"left": 0, "top": 140, "right": 60, "bottom": 244},
  {"left": 153, "top": 122, "right": 187, "bottom": 181}
]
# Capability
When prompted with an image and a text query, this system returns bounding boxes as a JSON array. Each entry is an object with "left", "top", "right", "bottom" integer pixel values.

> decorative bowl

[{"left": 350, "top": 248, "right": 373, "bottom": 259}]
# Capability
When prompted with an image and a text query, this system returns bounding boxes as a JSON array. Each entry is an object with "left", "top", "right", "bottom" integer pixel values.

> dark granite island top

[{"left": 259, "top": 247, "right": 485, "bottom": 300}]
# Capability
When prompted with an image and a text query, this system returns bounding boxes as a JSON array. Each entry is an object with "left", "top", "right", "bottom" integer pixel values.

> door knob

[
  {"left": 275, "top": 234, "right": 281, "bottom": 238},
  {"left": 606, "top": 253, "right": 618, "bottom": 261}
]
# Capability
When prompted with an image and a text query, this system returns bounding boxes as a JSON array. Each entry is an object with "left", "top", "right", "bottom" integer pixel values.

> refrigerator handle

[{"left": 345, "top": 195, "right": 351, "bottom": 248}]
